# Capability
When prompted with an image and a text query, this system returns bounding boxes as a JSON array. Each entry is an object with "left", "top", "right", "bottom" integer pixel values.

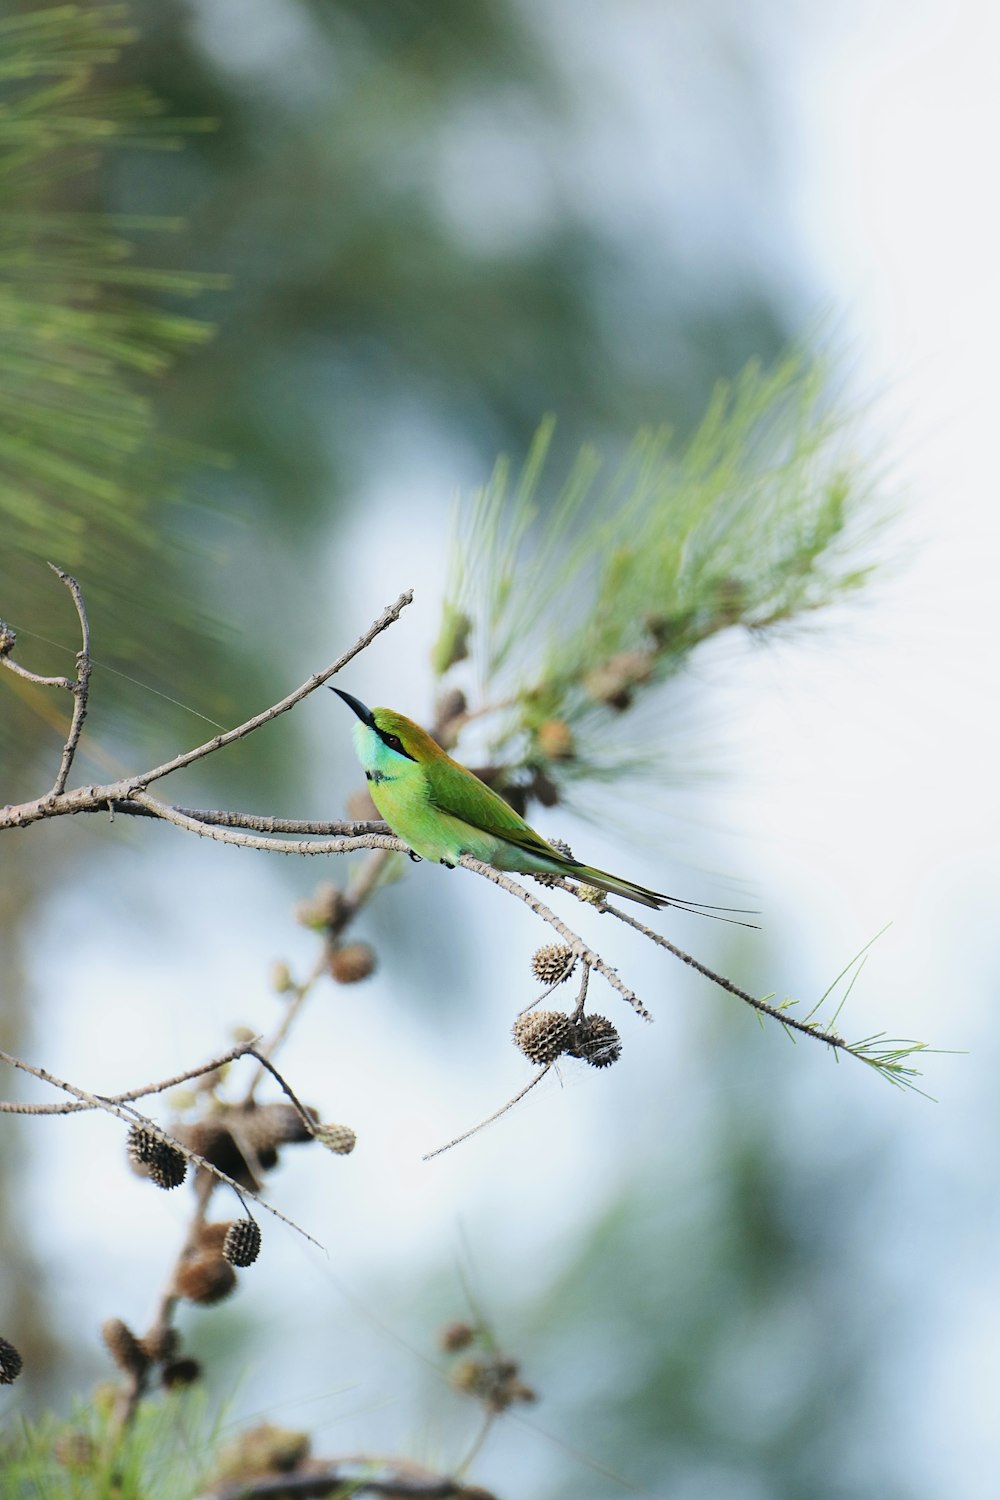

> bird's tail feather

[{"left": 568, "top": 863, "right": 759, "bottom": 927}]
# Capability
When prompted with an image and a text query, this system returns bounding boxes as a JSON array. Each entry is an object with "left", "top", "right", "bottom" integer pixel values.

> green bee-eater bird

[{"left": 333, "top": 688, "right": 748, "bottom": 918}]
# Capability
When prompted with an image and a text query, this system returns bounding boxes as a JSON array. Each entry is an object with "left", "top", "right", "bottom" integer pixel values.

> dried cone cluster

[
  {"left": 512, "top": 1010, "right": 622, "bottom": 1069},
  {"left": 127, "top": 1124, "right": 187, "bottom": 1190},
  {"left": 438, "top": 1318, "right": 536, "bottom": 1416},
  {"left": 530, "top": 944, "right": 576, "bottom": 987},
  {"left": 451, "top": 1354, "right": 537, "bottom": 1414}
]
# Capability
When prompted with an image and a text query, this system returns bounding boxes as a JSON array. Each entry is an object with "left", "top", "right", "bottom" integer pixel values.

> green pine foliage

[
  {"left": 435, "top": 353, "right": 882, "bottom": 790},
  {"left": 0, "top": 4, "right": 218, "bottom": 559}
]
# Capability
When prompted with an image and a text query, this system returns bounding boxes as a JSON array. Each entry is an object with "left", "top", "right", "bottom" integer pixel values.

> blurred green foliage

[{"left": 437, "top": 356, "right": 879, "bottom": 799}]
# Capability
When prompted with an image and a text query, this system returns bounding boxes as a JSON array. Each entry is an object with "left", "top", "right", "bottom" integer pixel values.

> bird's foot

[
  {"left": 440, "top": 859, "right": 455, "bottom": 869},
  {"left": 407, "top": 849, "right": 422, "bottom": 863}
]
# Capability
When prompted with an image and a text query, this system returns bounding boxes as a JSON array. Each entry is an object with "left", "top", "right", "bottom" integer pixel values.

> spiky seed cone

[
  {"left": 223, "top": 1219, "right": 261, "bottom": 1268},
  {"left": 512, "top": 1010, "right": 573, "bottom": 1065},
  {"left": 174, "top": 1253, "right": 237, "bottom": 1306},
  {"left": 533, "top": 837, "right": 574, "bottom": 888},
  {"left": 0, "top": 1336, "right": 23, "bottom": 1384},
  {"left": 328, "top": 941, "right": 376, "bottom": 984},
  {"left": 140, "top": 1326, "right": 178, "bottom": 1365},
  {"left": 439, "top": 1320, "right": 475, "bottom": 1353},
  {"left": 537, "top": 719, "right": 574, "bottom": 760},
  {"left": 584, "top": 649, "right": 655, "bottom": 711},
  {"left": 101, "top": 1318, "right": 149, "bottom": 1377},
  {"left": 573, "top": 1014, "right": 622, "bottom": 1068},
  {"left": 270, "top": 961, "right": 294, "bottom": 994},
  {"left": 576, "top": 883, "right": 607, "bottom": 908},
  {"left": 0, "top": 621, "right": 15, "bottom": 657},
  {"left": 531, "top": 944, "right": 577, "bottom": 986},
  {"left": 162, "top": 1356, "right": 202, "bottom": 1390},
  {"left": 126, "top": 1124, "right": 188, "bottom": 1189},
  {"left": 315, "top": 1122, "right": 357, "bottom": 1156},
  {"left": 451, "top": 1357, "right": 488, "bottom": 1397},
  {"left": 296, "top": 881, "right": 349, "bottom": 932}
]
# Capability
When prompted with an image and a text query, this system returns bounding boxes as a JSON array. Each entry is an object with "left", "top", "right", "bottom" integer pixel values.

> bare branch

[
  {"left": 423, "top": 1064, "right": 554, "bottom": 1161},
  {"left": 117, "top": 805, "right": 389, "bottom": 836},
  {"left": 604, "top": 901, "right": 854, "bottom": 1052},
  {"left": 0, "top": 1036, "right": 260, "bottom": 1115},
  {"left": 134, "top": 588, "right": 414, "bottom": 790},
  {"left": 200, "top": 1461, "right": 476, "bottom": 1500},
  {"left": 47, "top": 565, "right": 93, "bottom": 796},
  {"left": 0, "top": 588, "right": 413, "bottom": 831},
  {"left": 459, "top": 857, "right": 651, "bottom": 1020},
  {"left": 128, "top": 791, "right": 406, "bottom": 856}
]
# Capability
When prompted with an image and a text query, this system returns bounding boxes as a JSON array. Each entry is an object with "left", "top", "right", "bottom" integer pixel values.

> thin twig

[
  {"left": 128, "top": 791, "right": 407, "bottom": 857},
  {"left": 47, "top": 565, "right": 92, "bottom": 796},
  {"left": 604, "top": 902, "right": 853, "bottom": 1052},
  {"left": 0, "top": 657, "right": 74, "bottom": 690},
  {"left": 570, "top": 962, "right": 591, "bottom": 1021},
  {"left": 423, "top": 1065, "right": 553, "bottom": 1161},
  {"left": 112, "top": 804, "right": 389, "bottom": 836},
  {"left": 0, "top": 1036, "right": 260, "bottom": 1115},
  {"left": 459, "top": 857, "right": 651, "bottom": 1020},
  {"left": 133, "top": 589, "right": 414, "bottom": 790},
  {"left": 0, "top": 589, "right": 413, "bottom": 830}
]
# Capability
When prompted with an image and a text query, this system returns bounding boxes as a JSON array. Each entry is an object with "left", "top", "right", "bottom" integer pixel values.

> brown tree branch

[
  {"left": 0, "top": 1037, "right": 260, "bottom": 1115},
  {"left": 200, "top": 1458, "right": 488, "bottom": 1499},
  {"left": 0, "top": 587, "right": 413, "bottom": 831},
  {"left": 47, "top": 565, "right": 92, "bottom": 796}
]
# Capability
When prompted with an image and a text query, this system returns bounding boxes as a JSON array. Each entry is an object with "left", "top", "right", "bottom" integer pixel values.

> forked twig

[
  {"left": 459, "top": 857, "right": 651, "bottom": 1020},
  {"left": 47, "top": 565, "right": 92, "bottom": 796},
  {"left": 0, "top": 1048, "right": 321, "bottom": 1246}
]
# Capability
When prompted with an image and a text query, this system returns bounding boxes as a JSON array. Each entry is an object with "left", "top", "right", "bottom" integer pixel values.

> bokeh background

[{"left": 2, "top": 2, "right": 998, "bottom": 1496}]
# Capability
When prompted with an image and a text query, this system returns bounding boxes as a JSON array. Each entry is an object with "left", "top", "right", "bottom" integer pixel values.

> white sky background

[{"left": 6, "top": 0, "right": 1000, "bottom": 1495}]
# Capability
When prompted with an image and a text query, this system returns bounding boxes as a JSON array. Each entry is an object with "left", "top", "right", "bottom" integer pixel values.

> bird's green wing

[{"left": 428, "top": 756, "right": 561, "bottom": 862}]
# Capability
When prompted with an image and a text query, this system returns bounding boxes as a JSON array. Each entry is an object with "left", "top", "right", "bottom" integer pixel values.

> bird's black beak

[{"left": 330, "top": 686, "right": 376, "bottom": 727}]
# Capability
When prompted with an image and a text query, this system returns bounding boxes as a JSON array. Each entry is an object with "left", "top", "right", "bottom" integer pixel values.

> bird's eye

[{"left": 385, "top": 734, "right": 403, "bottom": 752}]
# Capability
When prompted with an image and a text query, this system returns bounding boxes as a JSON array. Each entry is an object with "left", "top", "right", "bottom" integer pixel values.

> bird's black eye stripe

[{"left": 377, "top": 728, "right": 416, "bottom": 760}]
